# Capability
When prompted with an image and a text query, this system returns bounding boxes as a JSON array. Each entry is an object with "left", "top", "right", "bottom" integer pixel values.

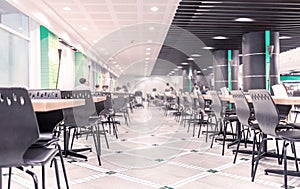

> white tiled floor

[{"left": 3, "top": 105, "right": 300, "bottom": 188}]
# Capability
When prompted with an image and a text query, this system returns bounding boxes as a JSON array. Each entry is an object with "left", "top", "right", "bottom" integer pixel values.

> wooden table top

[
  {"left": 32, "top": 99, "right": 85, "bottom": 112},
  {"left": 202, "top": 94, "right": 300, "bottom": 105},
  {"left": 93, "top": 96, "right": 106, "bottom": 102}
]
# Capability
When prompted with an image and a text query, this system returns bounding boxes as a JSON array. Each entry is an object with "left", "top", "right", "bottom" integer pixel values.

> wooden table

[
  {"left": 203, "top": 94, "right": 300, "bottom": 105},
  {"left": 32, "top": 99, "right": 85, "bottom": 112},
  {"left": 93, "top": 96, "right": 106, "bottom": 103}
]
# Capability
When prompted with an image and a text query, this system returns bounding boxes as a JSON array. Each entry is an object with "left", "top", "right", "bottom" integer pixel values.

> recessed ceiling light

[
  {"left": 146, "top": 47, "right": 151, "bottom": 51},
  {"left": 63, "top": 6, "right": 72, "bottom": 11},
  {"left": 279, "top": 36, "right": 292, "bottom": 40},
  {"left": 181, "top": 62, "right": 189, "bottom": 65},
  {"left": 145, "top": 61, "right": 149, "bottom": 64},
  {"left": 177, "top": 66, "right": 183, "bottom": 69},
  {"left": 174, "top": 68, "right": 179, "bottom": 71},
  {"left": 234, "top": 17, "right": 255, "bottom": 22},
  {"left": 213, "top": 36, "right": 228, "bottom": 40},
  {"left": 150, "top": 6, "right": 158, "bottom": 12},
  {"left": 191, "top": 54, "right": 201, "bottom": 57},
  {"left": 145, "top": 57, "right": 150, "bottom": 60},
  {"left": 187, "top": 57, "right": 194, "bottom": 61},
  {"left": 197, "top": 70, "right": 201, "bottom": 73},
  {"left": 17, "top": 27, "right": 23, "bottom": 30},
  {"left": 116, "top": 64, "right": 120, "bottom": 67},
  {"left": 202, "top": 46, "right": 214, "bottom": 50},
  {"left": 147, "top": 39, "right": 153, "bottom": 43},
  {"left": 145, "top": 52, "right": 151, "bottom": 55},
  {"left": 194, "top": 12, "right": 204, "bottom": 15},
  {"left": 196, "top": 9, "right": 210, "bottom": 12},
  {"left": 112, "top": 61, "right": 117, "bottom": 64},
  {"left": 202, "top": 68, "right": 207, "bottom": 71},
  {"left": 208, "top": 66, "right": 214, "bottom": 69},
  {"left": 149, "top": 26, "right": 155, "bottom": 31},
  {"left": 82, "top": 27, "right": 88, "bottom": 31}
]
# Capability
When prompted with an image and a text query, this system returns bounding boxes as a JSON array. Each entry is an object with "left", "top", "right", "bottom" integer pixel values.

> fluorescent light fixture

[
  {"left": 150, "top": 6, "right": 158, "bottom": 12},
  {"left": 202, "top": 68, "right": 207, "bottom": 71},
  {"left": 234, "top": 17, "right": 255, "bottom": 22},
  {"left": 146, "top": 47, "right": 151, "bottom": 51},
  {"left": 145, "top": 52, "right": 151, "bottom": 55},
  {"left": 149, "top": 26, "right": 155, "bottom": 31},
  {"left": 208, "top": 66, "right": 214, "bottom": 69},
  {"left": 112, "top": 61, "right": 117, "bottom": 64},
  {"left": 181, "top": 62, "right": 189, "bottom": 65},
  {"left": 145, "top": 61, "right": 149, "bottom": 64},
  {"left": 196, "top": 9, "right": 210, "bottom": 12},
  {"left": 187, "top": 57, "right": 195, "bottom": 61},
  {"left": 202, "top": 46, "right": 214, "bottom": 50},
  {"left": 177, "top": 66, "right": 183, "bottom": 68},
  {"left": 279, "top": 36, "right": 292, "bottom": 40},
  {"left": 145, "top": 57, "right": 150, "bottom": 60},
  {"left": 213, "top": 36, "right": 228, "bottom": 40},
  {"left": 82, "top": 27, "right": 88, "bottom": 31},
  {"left": 63, "top": 6, "right": 72, "bottom": 11},
  {"left": 147, "top": 39, "right": 153, "bottom": 43},
  {"left": 201, "top": 1, "right": 222, "bottom": 3},
  {"left": 238, "top": 54, "right": 243, "bottom": 57},
  {"left": 191, "top": 54, "right": 201, "bottom": 57},
  {"left": 198, "top": 5, "right": 215, "bottom": 8},
  {"left": 197, "top": 70, "right": 201, "bottom": 73},
  {"left": 116, "top": 64, "right": 120, "bottom": 67},
  {"left": 194, "top": 12, "right": 204, "bottom": 15},
  {"left": 174, "top": 68, "right": 179, "bottom": 71}
]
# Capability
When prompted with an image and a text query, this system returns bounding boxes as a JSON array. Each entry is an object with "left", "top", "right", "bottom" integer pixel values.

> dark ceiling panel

[{"left": 153, "top": 0, "right": 300, "bottom": 76}]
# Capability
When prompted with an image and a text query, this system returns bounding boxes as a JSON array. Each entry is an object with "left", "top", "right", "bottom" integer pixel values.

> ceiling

[
  {"left": 5, "top": 0, "right": 300, "bottom": 77},
  {"left": 155, "top": 0, "right": 300, "bottom": 75},
  {"left": 6, "top": 0, "right": 180, "bottom": 77}
]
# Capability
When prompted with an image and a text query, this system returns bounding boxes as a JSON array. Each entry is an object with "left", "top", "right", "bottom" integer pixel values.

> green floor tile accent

[
  {"left": 154, "top": 159, "right": 164, "bottom": 162},
  {"left": 159, "top": 186, "right": 174, "bottom": 189},
  {"left": 281, "top": 185, "right": 295, "bottom": 189},
  {"left": 240, "top": 158, "right": 249, "bottom": 161},
  {"left": 105, "top": 171, "right": 116, "bottom": 175},
  {"left": 115, "top": 151, "right": 123, "bottom": 154},
  {"left": 207, "top": 169, "right": 218, "bottom": 173}
]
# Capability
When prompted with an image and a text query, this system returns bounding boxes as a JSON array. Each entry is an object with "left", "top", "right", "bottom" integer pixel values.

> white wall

[{"left": 57, "top": 45, "right": 75, "bottom": 90}]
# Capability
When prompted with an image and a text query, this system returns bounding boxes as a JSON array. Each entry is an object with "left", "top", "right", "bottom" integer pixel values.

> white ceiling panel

[{"left": 7, "top": 0, "right": 181, "bottom": 76}]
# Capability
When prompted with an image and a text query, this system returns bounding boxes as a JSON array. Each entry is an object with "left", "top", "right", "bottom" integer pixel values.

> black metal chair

[
  {"left": 249, "top": 89, "right": 300, "bottom": 189},
  {"left": 0, "top": 87, "right": 62, "bottom": 189},
  {"left": 231, "top": 90, "right": 262, "bottom": 178},
  {"left": 61, "top": 90, "right": 102, "bottom": 165},
  {"left": 210, "top": 90, "right": 239, "bottom": 156},
  {"left": 28, "top": 89, "right": 69, "bottom": 189}
]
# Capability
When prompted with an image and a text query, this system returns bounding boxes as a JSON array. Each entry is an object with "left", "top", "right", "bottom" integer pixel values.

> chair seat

[
  {"left": 277, "top": 130, "right": 300, "bottom": 141},
  {"left": 224, "top": 115, "right": 239, "bottom": 122},
  {"left": 24, "top": 148, "right": 59, "bottom": 166}
]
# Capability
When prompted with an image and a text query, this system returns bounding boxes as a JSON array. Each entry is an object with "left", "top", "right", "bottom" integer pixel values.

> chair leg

[
  {"left": 252, "top": 139, "right": 264, "bottom": 182},
  {"left": 8, "top": 167, "right": 12, "bottom": 189},
  {"left": 57, "top": 144, "right": 69, "bottom": 189},
  {"left": 251, "top": 132, "right": 257, "bottom": 177},
  {"left": 25, "top": 169, "right": 38, "bottom": 189},
  {"left": 283, "top": 142, "right": 289, "bottom": 189},
  {"left": 101, "top": 123, "right": 109, "bottom": 149},
  {"left": 222, "top": 121, "right": 227, "bottom": 156},
  {"left": 42, "top": 165, "right": 45, "bottom": 189},
  {"left": 53, "top": 158, "right": 61, "bottom": 189},
  {"left": 233, "top": 126, "right": 242, "bottom": 164},
  {"left": 210, "top": 119, "right": 219, "bottom": 148},
  {"left": 291, "top": 142, "right": 299, "bottom": 172},
  {"left": 275, "top": 138, "right": 282, "bottom": 165}
]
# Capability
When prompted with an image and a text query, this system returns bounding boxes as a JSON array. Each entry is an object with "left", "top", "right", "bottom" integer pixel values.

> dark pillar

[
  {"left": 213, "top": 50, "right": 239, "bottom": 91},
  {"left": 242, "top": 31, "right": 280, "bottom": 91}
]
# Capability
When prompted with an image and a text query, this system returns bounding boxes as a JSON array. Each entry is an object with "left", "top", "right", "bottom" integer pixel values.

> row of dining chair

[{"left": 178, "top": 88, "right": 300, "bottom": 188}]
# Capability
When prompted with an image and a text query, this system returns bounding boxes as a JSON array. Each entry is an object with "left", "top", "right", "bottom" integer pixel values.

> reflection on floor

[{"left": 3, "top": 105, "right": 300, "bottom": 189}]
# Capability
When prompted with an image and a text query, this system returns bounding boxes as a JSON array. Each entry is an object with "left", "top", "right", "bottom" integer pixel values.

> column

[
  {"left": 213, "top": 50, "right": 239, "bottom": 91},
  {"left": 242, "top": 31, "right": 280, "bottom": 91}
]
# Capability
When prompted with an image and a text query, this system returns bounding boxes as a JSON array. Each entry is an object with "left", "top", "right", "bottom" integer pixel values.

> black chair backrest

[
  {"left": 61, "top": 90, "right": 96, "bottom": 126},
  {"left": 231, "top": 90, "right": 252, "bottom": 126},
  {"left": 28, "top": 89, "right": 63, "bottom": 133},
  {"left": 210, "top": 90, "right": 223, "bottom": 119},
  {"left": 0, "top": 88, "right": 39, "bottom": 167},
  {"left": 249, "top": 89, "right": 279, "bottom": 137}
]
